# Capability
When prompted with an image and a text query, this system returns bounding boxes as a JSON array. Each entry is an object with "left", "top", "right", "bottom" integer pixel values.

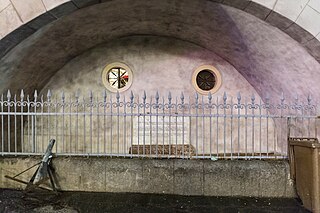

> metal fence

[{"left": 0, "top": 90, "right": 318, "bottom": 159}]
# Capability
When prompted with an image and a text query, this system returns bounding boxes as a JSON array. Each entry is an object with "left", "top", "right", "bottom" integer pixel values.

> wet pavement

[{"left": 0, "top": 188, "right": 311, "bottom": 213}]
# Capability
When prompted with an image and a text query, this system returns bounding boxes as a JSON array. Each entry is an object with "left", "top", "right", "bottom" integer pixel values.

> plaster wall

[{"left": 20, "top": 36, "right": 277, "bottom": 156}]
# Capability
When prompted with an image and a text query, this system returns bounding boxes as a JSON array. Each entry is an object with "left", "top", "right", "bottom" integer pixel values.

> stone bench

[{"left": 129, "top": 144, "right": 195, "bottom": 157}]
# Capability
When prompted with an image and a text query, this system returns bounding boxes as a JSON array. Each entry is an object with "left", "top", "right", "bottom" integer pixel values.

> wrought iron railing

[{"left": 0, "top": 90, "right": 318, "bottom": 159}]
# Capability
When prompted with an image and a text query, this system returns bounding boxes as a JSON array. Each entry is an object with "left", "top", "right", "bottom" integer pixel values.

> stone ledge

[{"left": 0, "top": 157, "right": 297, "bottom": 198}]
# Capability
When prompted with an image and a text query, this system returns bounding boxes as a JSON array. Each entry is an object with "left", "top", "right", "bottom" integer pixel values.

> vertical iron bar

[
  {"left": 195, "top": 93, "right": 198, "bottom": 158},
  {"left": 117, "top": 92, "right": 120, "bottom": 157},
  {"left": 223, "top": 93, "right": 226, "bottom": 159},
  {"left": 189, "top": 96, "right": 191, "bottom": 159},
  {"left": 208, "top": 93, "right": 212, "bottom": 158},
  {"left": 137, "top": 95, "right": 140, "bottom": 157},
  {"left": 61, "top": 92, "right": 65, "bottom": 153},
  {"left": 202, "top": 95, "right": 204, "bottom": 158},
  {"left": 156, "top": 92, "right": 159, "bottom": 157},
  {"left": 75, "top": 93, "right": 79, "bottom": 153},
  {"left": 21, "top": 92, "right": 24, "bottom": 153},
  {"left": 237, "top": 93, "right": 241, "bottom": 159},
  {"left": 7, "top": 92, "right": 11, "bottom": 153},
  {"left": 69, "top": 95, "right": 72, "bottom": 153},
  {"left": 130, "top": 92, "right": 134, "bottom": 158},
  {"left": 123, "top": 96, "right": 126, "bottom": 157},
  {"left": 0, "top": 95, "right": 4, "bottom": 153},
  {"left": 168, "top": 92, "right": 172, "bottom": 158},
  {"left": 143, "top": 92, "right": 146, "bottom": 157},
  {"left": 230, "top": 97, "right": 233, "bottom": 159},
  {"left": 149, "top": 97, "right": 152, "bottom": 157},
  {"left": 251, "top": 97, "right": 255, "bottom": 158},
  {"left": 14, "top": 95, "right": 17, "bottom": 153},
  {"left": 175, "top": 97, "right": 178, "bottom": 158},
  {"left": 54, "top": 95, "right": 58, "bottom": 153},
  {"left": 245, "top": 97, "right": 248, "bottom": 159},
  {"left": 103, "top": 91, "right": 107, "bottom": 154},
  {"left": 83, "top": 97, "right": 86, "bottom": 154},
  {"left": 62, "top": 92, "right": 65, "bottom": 153},
  {"left": 40, "top": 96, "right": 44, "bottom": 152},
  {"left": 90, "top": 92, "right": 93, "bottom": 154},
  {"left": 279, "top": 93, "right": 284, "bottom": 159},
  {"left": 110, "top": 95, "right": 113, "bottom": 156},
  {"left": 162, "top": 97, "right": 165, "bottom": 156},
  {"left": 182, "top": 94, "right": 185, "bottom": 159},
  {"left": 216, "top": 97, "right": 219, "bottom": 158},
  {"left": 266, "top": 98, "right": 269, "bottom": 157},
  {"left": 259, "top": 99, "right": 262, "bottom": 160}
]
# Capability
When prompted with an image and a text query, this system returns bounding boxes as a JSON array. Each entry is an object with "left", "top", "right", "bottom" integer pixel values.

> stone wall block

[
  {"left": 0, "top": 4, "right": 23, "bottom": 37},
  {"left": 142, "top": 159, "right": 174, "bottom": 194},
  {"left": 0, "top": 157, "right": 41, "bottom": 189},
  {"left": 203, "top": 160, "right": 232, "bottom": 196},
  {"left": 174, "top": 160, "right": 203, "bottom": 196},
  {"left": 80, "top": 158, "right": 106, "bottom": 191},
  {"left": 42, "top": 0, "right": 69, "bottom": 11},
  {"left": 11, "top": 0, "right": 46, "bottom": 23},
  {"left": 244, "top": 2, "right": 271, "bottom": 20},
  {"left": 52, "top": 157, "right": 83, "bottom": 191},
  {"left": 230, "top": 160, "right": 260, "bottom": 197},
  {"left": 105, "top": 158, "right": 143, "bottom": 193},
  {"left": 259, "top": 160, "right": 287, "bottom": 197}
]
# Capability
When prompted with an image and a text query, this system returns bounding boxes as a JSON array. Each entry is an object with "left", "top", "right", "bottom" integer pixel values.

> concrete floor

[{"left": 0, "top": 189, "right": 310, "bottom": 213}]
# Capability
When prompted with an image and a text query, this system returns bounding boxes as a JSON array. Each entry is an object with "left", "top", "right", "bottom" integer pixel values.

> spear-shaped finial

[
  {"left": 307, "top": 93, "right": 312, "bottom": 104},
  {"left": 168, "top": 91, "right": 172, "bottom": 103},
  {"left": 143, "top": 90, "right": 146, "bottom": 102},
  {"left": 7, "top": 90, "right": 11, "bottom": 101},
  {"left": 265, "top": 93, "right": 270, "bottom": 104},
  {"left": 20, "top": 89, "right": 24, "bottom": 101},
  {"left": 130, "top": 91, "right": 134, "bottom": 102},
  {"left": 181, "top": 92, "right": 185, "bottom": 104},
  {"left": 61, "top": 91, "right": 65, "bottom": 102},
  {"left": 251, "top": 93, "right": 255, "bottom": 103},
  {"left": 223, "top": 92, "right": 227, "bottom": 103},
  {"left": 155, "top": 91, "right": 159, "bottom": 103},
  {"left": 280, "top": 91, "right": 285, "bottom": 103},
  {"left": 116, "top": 91, "right": 120, "bottom": 101},
  {"left": 47, "top": 90, "right": 52, "bottom": 101},
  {"left": 89, "top": 90, "right": 93, "bottom": 102},
  {"left": 34, "top": 90, "right": 38, "bottom": 101},
  {"left": 103, "top": 90, "right": 107, "bottom": 102},
  {"left": 237, "top": 92, "right": 241, "bottom": 103},
  {"left": 208, "top": 92, "right": 212, "bottom": 102}
]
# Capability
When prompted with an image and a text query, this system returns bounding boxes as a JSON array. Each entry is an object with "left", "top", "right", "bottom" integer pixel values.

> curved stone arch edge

[{"left": 0, "top": 0, "right": 319, "bottom": 63}]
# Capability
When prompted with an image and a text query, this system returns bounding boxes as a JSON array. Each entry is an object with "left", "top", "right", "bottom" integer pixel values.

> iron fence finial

[
  {"left": 280, "top": 91, "right": 285, "bottom": 103},
  {"left": 223, "top": 92, "right": 227, "bottom": 103},
  {"left": 208, "top": 92, "right": 212, "bottom": 102},
  {"left": 308, "top": 93, "right": 312, "bottom": 104},
  {"left": 143, "top": 91, "right": 146, "bottom": 102},
  {"left": 180, "top": 92, "right": 184, "bottom": 104},
  {"left": 7, "top": 90, "right": 11, "bottom": 101},
  {"left": 130, "top": 91, "right": 134, "bottom": 102},
  {"left": 61, "top": 91, "right": 65, "bottom": 102},
  {"left": 155, "top": 91, "right": 159, "bottom": 103},
  {"left": 20, "top": 89, "right": 24, "bottom": 101},
  {"left": 116, "top": 91, "right": 120, "bottom": 102},
  {"left": 47, "top": 90, "right": 52, "bottom": 101},
  {"left": 103, "top": 90, "right": 107, "bottom": 102},
  {"left": 237, "top": 92, "right": 241, "bottom": 103},
  {"left": 34, "top": 90, "right": 38, "bottom": 101}
]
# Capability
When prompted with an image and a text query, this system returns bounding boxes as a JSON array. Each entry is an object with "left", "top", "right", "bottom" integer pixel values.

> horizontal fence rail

[{"left": 0, "top": 90, "right": 318, "bottom": 159}]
